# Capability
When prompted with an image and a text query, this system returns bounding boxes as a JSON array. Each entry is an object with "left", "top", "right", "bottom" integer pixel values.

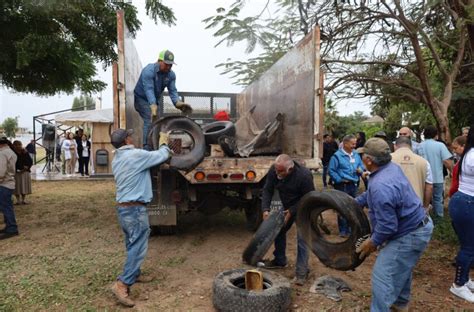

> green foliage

[
  {"left": 432, "top": 216, "right": 458, "bottom": 245},
  {"left": 1, "top": 117, "right": 19, "bottom": 138},
  {"left": 0, "top": 0, "right": 175, "bottom": 95},
  {"left": 72, "top": 95, "right": 95, "bottom": 111}
]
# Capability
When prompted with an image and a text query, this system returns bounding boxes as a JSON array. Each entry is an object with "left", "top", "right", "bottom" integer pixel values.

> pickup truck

[{"left": 113, "top": 11, "right": 324, "bottom": 234}]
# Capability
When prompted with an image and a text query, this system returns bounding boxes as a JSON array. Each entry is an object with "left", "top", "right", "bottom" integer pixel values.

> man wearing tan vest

[{"left": 392, "top": 136, "right": 433, "bottom": 211}]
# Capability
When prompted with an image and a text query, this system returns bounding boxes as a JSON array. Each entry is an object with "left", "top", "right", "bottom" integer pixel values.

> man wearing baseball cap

[
  {"left": 109, "top": 128, "right": 171, "bottom": 307},
  {"left": 354, "top": 138, "right": 433, "bottom": 311},
  {"left": 133, "top": 49, "right": 192, "bottom": 150}
]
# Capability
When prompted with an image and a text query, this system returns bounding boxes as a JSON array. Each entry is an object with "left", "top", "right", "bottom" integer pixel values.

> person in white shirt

[
  {"left": 78, "top": 134, "right": 91, "bottom": 176},
  {"left": 61, "top": 133, "right": 78, "bottom": 176},
  {"left": 448, "top": 125, "right": 474, "bottom": 303}
]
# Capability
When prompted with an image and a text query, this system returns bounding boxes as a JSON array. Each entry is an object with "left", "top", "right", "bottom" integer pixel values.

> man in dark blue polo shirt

[{"left": 355, "top": 138, "right": 433, "bottom": 311}]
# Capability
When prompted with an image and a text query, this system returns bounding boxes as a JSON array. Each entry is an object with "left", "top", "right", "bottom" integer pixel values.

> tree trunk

[{"left": 431, "top": 99, "right": 451, "bottom": 143}]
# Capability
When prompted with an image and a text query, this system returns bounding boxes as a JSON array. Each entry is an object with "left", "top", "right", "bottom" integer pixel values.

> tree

[
  {"left": 0, "top": 1, "right": 176, "bottom": 95},
  {"left": 72, "top": 95, "right": 95, "bottom": 111},
  {"left": 1, "top": 117, "right": 19, "bottom": 138},
  {"left": 205, "top": 0, "right": 474, "bottom": 142}
]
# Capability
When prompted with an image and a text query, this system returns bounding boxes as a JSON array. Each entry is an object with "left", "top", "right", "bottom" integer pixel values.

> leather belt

[{"left": 117, "top": 201, "right": 147, "bottom": 207}]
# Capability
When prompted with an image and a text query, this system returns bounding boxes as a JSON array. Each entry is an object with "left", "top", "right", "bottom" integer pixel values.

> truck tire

[
  {"left": 212, "top": 268, "right": 291, "bottom": 312},
  {"left": 296, "top": 190, "right": 371, "bottom": 271},
  {"left": 148, "top": 116, "right": 206, "bottom": 171},
  {"left": 244, "top": 198, "right": 263, "bottom": 232},
  {"left": 150, "top": 225, "right": 177, "bottom": 236},
  {"left": 242, "top": 210, "right": 285, "bottom": 266},
  {"left": 202, "top": 121, "right": 236, "bottom": 145}
]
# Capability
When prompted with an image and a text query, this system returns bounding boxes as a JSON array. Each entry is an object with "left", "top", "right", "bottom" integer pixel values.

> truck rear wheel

[
  {"left": 244, "top": 198, "right": 262, "bottom": 231},
  {"left": 150, "top": 225, "right": 177, "bottom": 236}
]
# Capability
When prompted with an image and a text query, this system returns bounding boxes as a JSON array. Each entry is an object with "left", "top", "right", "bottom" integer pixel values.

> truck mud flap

[
  {"left": 148, "top": 116, "right": 206, "bottom": 171},
  {"left": 296, "top": 190, "right": 371, "bottom": 271}
]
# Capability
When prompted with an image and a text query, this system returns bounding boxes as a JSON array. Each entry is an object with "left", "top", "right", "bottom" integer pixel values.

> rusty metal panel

[
  {"left": 116, "top": 10, "right": 143, "bottom": 144},
  {"left": 237, "top": 27, "right": 320, "bottom": 158}
]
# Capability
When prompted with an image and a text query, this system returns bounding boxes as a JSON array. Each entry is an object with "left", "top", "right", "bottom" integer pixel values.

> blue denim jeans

[
  {"left": 322, "top": 165, "right": 329, "bottom": 187},
  {"left": 371, "top": 217, "right": 433, "bottom": 311},
  {"left": 333, "top": 182, "right": 357, "bottom": 235},
  {"left": 432, "top": 183, "right": 445, "bottom": 217},
  {"left": 134, "top": 95, "right": 152, "bottom": 148},
  {"left": 0, "top": 186, "right": 18, "bottom": 233},
  {"left": 116, "top": 205, "right": 151, "bottom": 286},
  {"left": 449, "top": 191, "right": 474, "bottom": 286},
  {"left": 273, "top": 213, "right": 309, "bottom": 278}
]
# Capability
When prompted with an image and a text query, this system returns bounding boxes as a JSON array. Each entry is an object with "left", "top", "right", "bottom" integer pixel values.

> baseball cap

[
  {"left": 356, "top": 138, "right": 390, "bottom": 158},
  {"left": 158, "top": 50, "right": 176, "bottom": 65},
  {"left": 110, "top": 129, "right": 133, "bottom": 149},
  {"left": 374, "top": 131, "right": 387, "bottom": 138}
]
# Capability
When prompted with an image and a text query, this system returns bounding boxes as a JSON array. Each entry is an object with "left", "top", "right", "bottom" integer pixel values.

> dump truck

[{"left": 113, "top": 11, "right": 323, "bottom": 233}]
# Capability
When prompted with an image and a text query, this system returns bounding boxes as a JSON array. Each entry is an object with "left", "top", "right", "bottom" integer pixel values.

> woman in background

[
  {"left": 12, "top": 140, "right": 33, "bottom": 204},
  {"left": 448, "top": 126, "right": 474, "bottom": 302},
  {"left": 78, "top": 134, "right": 91, "bottom": 176}
]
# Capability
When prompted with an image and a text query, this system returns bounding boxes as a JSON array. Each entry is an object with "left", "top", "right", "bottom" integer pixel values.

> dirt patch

[{"left": 0, "top": 180, "right": 470, "bottom": 311}]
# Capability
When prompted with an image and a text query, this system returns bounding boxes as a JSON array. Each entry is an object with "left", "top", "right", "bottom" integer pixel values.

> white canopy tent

[
  {"left": 54, "top": 109, "right": 114, "bottom": 176},
  {"left": 55, "top": 109, "right": 113, "bottom": 126}
]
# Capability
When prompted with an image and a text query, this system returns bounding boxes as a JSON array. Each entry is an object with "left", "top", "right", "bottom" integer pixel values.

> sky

[{"left": 0, "top": 0, "right": 371, "bottom": 131}]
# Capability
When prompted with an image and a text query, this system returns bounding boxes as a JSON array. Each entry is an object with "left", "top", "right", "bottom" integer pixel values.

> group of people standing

[
  {"left": 58, "top": 129, "right": 91, "bottom": 177},
  {"left": 322, "top": 124, "right": 474, "bottom": 305},
  {"left": 0, "top": 137, "right": 34, "bottom": 240}
]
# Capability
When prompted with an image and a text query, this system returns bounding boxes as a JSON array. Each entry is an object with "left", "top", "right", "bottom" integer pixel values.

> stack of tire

[{"left": 202, "top": 121, "right": 236, "bottom": 156}]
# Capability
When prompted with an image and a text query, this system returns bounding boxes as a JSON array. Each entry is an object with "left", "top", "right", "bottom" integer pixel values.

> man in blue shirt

[
  {"left": 418, "top": 125, "right": 453, "bottom": 218},
  {"left": 110, "top": 128, "right": 171, "bottom": 307},
  {"left": 355, "top": 138, "right": 433, "bottom": 311},
  {"left": 328, "top": 134, "right": 365, "bottom": 236},
  {"left": 134, "top": 50, "right": 192, "bottom": 149}
]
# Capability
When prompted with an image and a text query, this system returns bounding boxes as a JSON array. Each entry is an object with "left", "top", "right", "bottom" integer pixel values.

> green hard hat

[{"left": 158, "top": 50, "right": 176, "bottom": 65}]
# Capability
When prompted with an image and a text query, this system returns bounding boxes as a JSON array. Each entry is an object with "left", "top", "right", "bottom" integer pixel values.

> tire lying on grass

[
  {"left": 212, "top": 268, "right": 291, "bottom": 312},
  {"left": 242, "top": 210, "right": 285, "bottom": 266},
  {"left": 202, "top": 121, "right": 236, "bottom": 145},
  {"left": 296, "top": 190, "right": 371, "bottom": 271},
  {"left": 148, "top": 116, "right": 206, "bottom": 171}
]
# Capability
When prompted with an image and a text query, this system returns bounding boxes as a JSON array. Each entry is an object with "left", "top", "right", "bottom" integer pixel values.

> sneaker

[
  {"left": 466, "top": 279, "right": 474, "bottom": 291},
  {"left": 262, "top": 259, "right": 288, "bottom": 269},
  {"left": 450, "top": 283, "right": 474, "bottom": 303},
  {"left": 292, "top": 275, "right": 308, "bottom": 286}
]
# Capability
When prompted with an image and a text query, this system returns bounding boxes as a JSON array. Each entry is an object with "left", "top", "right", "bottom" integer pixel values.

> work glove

[
  {"left": 355, "top": 237, "right": 377, "bottom": 260},
  {"left": 175, "top": 101, "right": 193, "bottom": 115},
  {"left": 159, "top": 131, "right": 170, "bottom": 147},
  {"left": 150, "top": 104, "right": 158, "bottom": 117}
]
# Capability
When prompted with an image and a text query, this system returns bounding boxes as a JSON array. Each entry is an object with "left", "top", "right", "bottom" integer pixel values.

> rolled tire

[
  {"left": 202, "top": 121, "right": 236, "bottom": 145},
  {"left": 148, "top": 116, "right": 206, "bottom": 171},
  {"left": 242, "top": 210, "right": 285, "bottom": 266},
  {"left": 296, "top": 190, "right": 371, "bottom": 271},
  {"left": 212, "top": 268, "right": 291, "bottom": 312}
]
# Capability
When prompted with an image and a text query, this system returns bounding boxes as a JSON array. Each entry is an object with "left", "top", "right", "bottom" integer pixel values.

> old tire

[
  {"left": 212, "top": 268, "right": 291, "bottom": 312},
  {"left": 242, "top": 211, "right": 285, "bottom": 266},
  {"left": 148, "top": 116, "right": 206, "bottom": 171},
  {"left": 202, "top": 121, "right": 236, "bottom": 145},
  {"left": 296, "top": 190, "right": 371, "bottom": 271}
]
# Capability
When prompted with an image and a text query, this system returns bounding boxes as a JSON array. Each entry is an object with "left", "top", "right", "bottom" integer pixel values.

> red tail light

[
  {"left": 206, "top": 173, "right": 222, "bottom": 181},
  {"left": 230, "top": 173, "right": 244, "bottom": 180}
]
